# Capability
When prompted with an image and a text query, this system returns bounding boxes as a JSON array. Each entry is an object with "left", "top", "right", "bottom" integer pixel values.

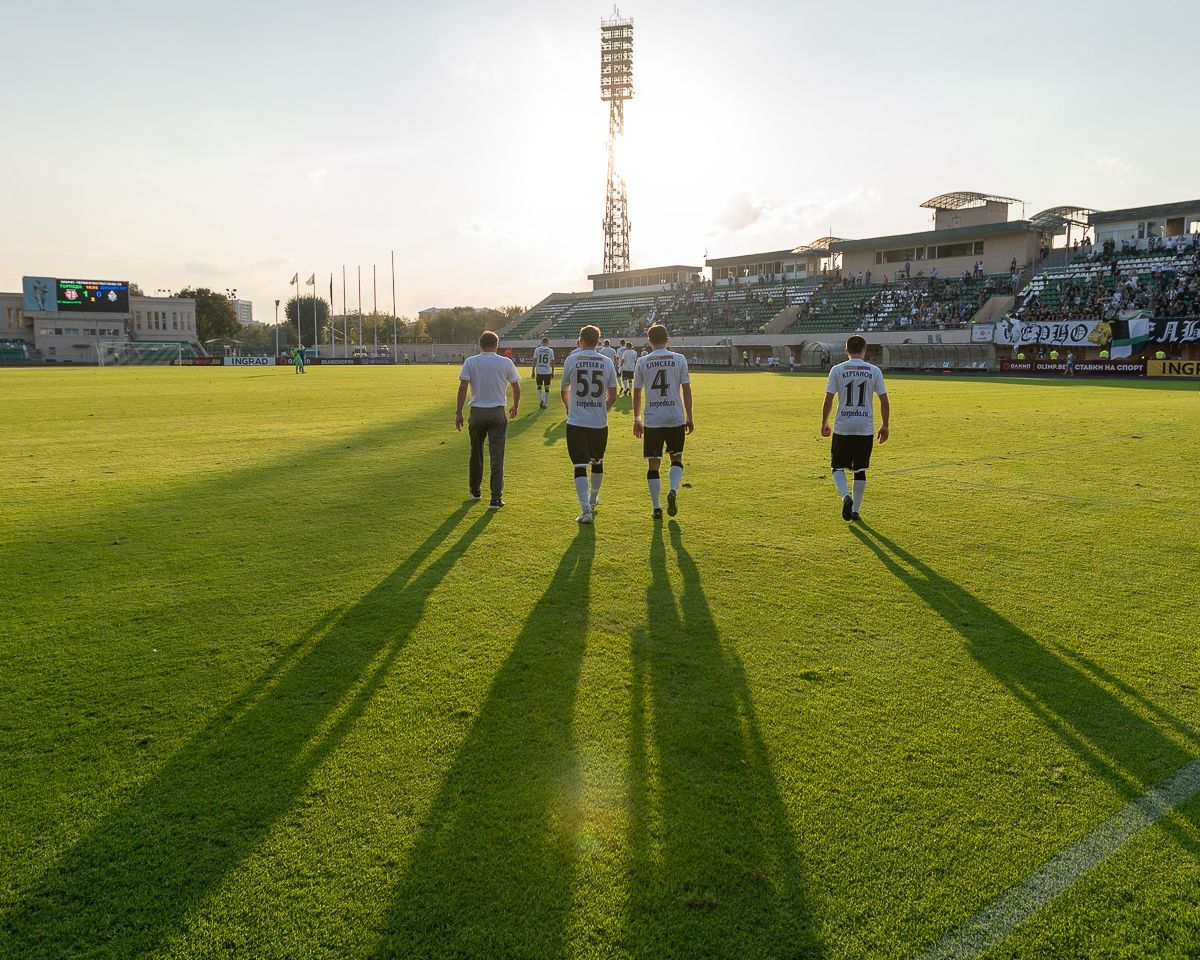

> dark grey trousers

[{"left": 468, "top": 406, "right": 508, "bottom": 499}]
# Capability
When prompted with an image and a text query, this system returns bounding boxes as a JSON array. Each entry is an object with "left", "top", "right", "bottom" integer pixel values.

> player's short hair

[
  {"left": 540, "top": 337, "right": 549, "bottom": 344},
  {"left": 647, "top": 324, "right": 669, "bottom": 345},
  {"left": 479, "top": 331, "right": 499, "bottom": 349},
  {"left": 579, "top": 325, "right": 601, "bottom": 347},
  {"left": 603, "top": 339, "right": 611, "bottom": 346},
  {"left": 845, "top": 335, "right": 867, "bottom": 355}
]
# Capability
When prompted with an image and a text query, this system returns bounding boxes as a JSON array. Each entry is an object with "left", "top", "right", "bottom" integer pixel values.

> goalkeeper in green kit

[{"left": 293, "top": 344, "right": 306, "bottom": 374}]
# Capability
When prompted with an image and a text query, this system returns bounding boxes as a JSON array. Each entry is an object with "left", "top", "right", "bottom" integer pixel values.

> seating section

[
  {"left": 786, "top": 273, "right": 1012, "bottom": 335},
  {"left": 506, "top": 277, "right": 828, "bottom": 342},
  {"left": 501, "top": 299, "right": 575, "bottom": 339},
  {"left": 0, "top": 339, "right": 40, "bottom": 364},
  {"left": 1017, "top": 253, "right": 1199, "bottom": 320}
]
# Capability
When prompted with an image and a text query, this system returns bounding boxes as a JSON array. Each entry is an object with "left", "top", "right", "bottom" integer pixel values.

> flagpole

[
  {"left": 294, "top": 276, "right": 301, "bottom": 346},
  {"left": 311, "top": 275, "right": 318, "bottom": 350},
  {"left": 391, "top": 249, "right": 397, "bottom": 359},
  {"left": 357, "top": 265, "right": 362, "bottom": 354},
  {"left": 342, "top": 265, "right": 348, "bottom": 358},
  {"left": 372, "top": 265, "right": 378, "bottom": 355},
  {"left": 329, "top": 273, "right": 334, "bottom": 352}
]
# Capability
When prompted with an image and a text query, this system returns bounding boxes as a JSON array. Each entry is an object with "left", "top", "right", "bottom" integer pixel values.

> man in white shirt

[
  {"left": 531, "top": 336, "right": 555, "bottom": 409},
  {"left": 820, "top": 335, "right": 889, "bottom": 522},
  {"left": 599, "top": 338, "right": 619, "bottom": 367},
  {"left": 560, "top": 325, "right": 618, "bottom": 524},
  {"left": 456, "top": 331, "right": 521, "bottom": 509},
  {"left": 619, "top": 342, "right": 639, "bottom": 396},
  {"left": 633, "top": 324, "right": 693, "bottom": 519}
]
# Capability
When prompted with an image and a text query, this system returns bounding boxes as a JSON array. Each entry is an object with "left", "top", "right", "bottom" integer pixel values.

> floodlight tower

[{"left": 600, "top": 8, "right": 633, "bottom": 274}]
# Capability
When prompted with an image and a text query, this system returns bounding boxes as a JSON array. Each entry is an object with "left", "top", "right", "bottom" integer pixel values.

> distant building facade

[{"left": 0, "top": 275, "right": 201, "bottom": 363}]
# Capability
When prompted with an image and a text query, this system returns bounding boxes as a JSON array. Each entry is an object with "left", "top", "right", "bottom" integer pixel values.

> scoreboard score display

[{"left": 56, "top": 279, "right": 130, "bottom": 313}]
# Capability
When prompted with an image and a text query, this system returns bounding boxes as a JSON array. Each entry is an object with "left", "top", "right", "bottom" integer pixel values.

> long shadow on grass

[
  {"left": 849, "top": 523, "right": 1199, "bottom": 836},
  {"left": 0, "top": 505, "right": 493, "bottom": 959},
  {"left": 370, "top": 529, "right": 595, "bottom": 959},
  {"left": 623, "top": 521, "right": 824, "bottom": 958}
]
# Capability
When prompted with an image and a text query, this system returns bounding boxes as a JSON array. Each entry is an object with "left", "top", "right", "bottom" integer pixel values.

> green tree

[
  {"left": 177, "top": 287, "right": 239, "bottom": 345},
  {"left": 286, "top": 296, "right": 331, "bottom": 347},
  {"left": 237, "top": 322, "right": 296, "bottom": 355},
  {"left": 424, "top": 306, "right": 508, "bottom": 344},
  {"left": 128, "top": 282, "right": 145, "bottom": 296}
]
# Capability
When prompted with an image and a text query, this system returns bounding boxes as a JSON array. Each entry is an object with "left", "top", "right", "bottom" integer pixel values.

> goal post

[{"left": 98, "top": 341, "right": 185, "bottom": 366}]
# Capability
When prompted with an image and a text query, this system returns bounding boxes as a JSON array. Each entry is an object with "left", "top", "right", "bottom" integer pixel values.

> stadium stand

[
  {"left": 1015, "top": 249, "right": 1200, "bottom": 322},
  {"left": 501, "top": 298, "right": 577, "bottom": 339},
  {"left": 509, "top": 276, "right": 824, "bottom": 342},
  {"left": 785, "top": 271, "right": 1013, "bottom": 335},
  {"left": 0, "top": 339, "right": 41, "bottom": 364}
]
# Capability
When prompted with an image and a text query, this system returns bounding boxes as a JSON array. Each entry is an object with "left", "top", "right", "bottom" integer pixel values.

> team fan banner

[
  {"left": 991, "top": 318, "right": 1100, "bottom": 347},
  {"left": 1146, "top": 317, "right": 1200, "bottom": 346}
]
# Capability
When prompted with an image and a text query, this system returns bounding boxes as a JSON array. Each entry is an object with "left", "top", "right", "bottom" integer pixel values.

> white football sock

[
  {"left": 668, "top": 464, "right": 683, "bottom": 493},
  {"left": 832, "top": 469, "right": 850, "bottom": 498},
  {"left": 647, "top": 476, "right": 661, "bottom": 509},
  {"left": 575, "top": 474, "right": 590, "bottom": 510},
  {"left": 589, "top": 470, "right": 603, "bottom": 501},
  {"left": 852, "top": 477, "right": 866, "bottom": 512}
]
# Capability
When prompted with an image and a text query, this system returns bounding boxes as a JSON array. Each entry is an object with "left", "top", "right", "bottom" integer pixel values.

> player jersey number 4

[
  {"left": 634, "top": 349, "right": 690, "bottom": 428},
  {"left": 533, "top": 346, "right": 554, "bottom": 375},
  {"left": 826, "top": 358, "right": 886, "bottom": 436}
]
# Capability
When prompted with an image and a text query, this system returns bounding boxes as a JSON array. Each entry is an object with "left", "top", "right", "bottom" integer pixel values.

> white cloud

[
  {"left": 1096, "top": 156, "right": 1132, "bottom": 184},
  {"left": 708, "top": 187, "right": 884, "bottom": 245}
]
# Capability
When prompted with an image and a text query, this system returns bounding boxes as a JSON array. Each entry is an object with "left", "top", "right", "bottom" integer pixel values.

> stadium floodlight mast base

[{"left": 600, "top": 7, "right": 633, "bottom": 274}]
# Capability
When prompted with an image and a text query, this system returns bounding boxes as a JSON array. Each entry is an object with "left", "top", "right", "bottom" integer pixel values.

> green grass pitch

[{"left": 1, "top": 365, "right": 1197, "bottom": 959}]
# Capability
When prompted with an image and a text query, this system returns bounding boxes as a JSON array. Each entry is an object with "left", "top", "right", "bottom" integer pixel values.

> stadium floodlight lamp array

[
  {"left": 600, "top": 11, "right": 634, "bottom": 103},
  {"left": 98, "top": 341, "right": 184, "bottom": 366},
  {"left": 600, "top": 7, "right": 634, "bottom": 274}
]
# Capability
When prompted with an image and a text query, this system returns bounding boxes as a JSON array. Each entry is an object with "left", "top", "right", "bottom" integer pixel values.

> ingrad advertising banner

[
  {"left": 223, "top": 356, "right": 277, "bottom": 366},
  {"left": 1147, "top": 359, "right": 1200, "bottom": 378}
]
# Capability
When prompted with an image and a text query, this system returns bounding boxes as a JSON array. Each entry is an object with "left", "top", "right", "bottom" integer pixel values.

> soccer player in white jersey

[
  {"left": 560, "top": 325, "right": 618, "bottom": 524},
  {"left": 633, "top": 324, "right": 693, "bottom": 519},
  {"left": 599, "top": 339, "right": 619, "bottom": 367},
  {"left": 531, "top": 337, "right": 555, "bottom": 409},
  {"left": 820, "top": 335, "right": 889, "bottom": 522},
  {"left": 619, "top": 342, "right": 639, "bottom": 396}
]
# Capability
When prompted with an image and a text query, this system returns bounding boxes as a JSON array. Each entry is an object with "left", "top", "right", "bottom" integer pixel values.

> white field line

[{"left": 914, "top": 756, "right": 1200, "bottom": 960}]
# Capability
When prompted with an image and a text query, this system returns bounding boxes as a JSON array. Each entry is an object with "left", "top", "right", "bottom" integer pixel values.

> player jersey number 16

[{"left": 575, "top": 369, "right": 606, "bottom": 398}]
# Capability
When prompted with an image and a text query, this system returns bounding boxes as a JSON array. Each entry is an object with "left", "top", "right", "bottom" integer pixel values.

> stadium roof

[
  {"left": 1089, "top": 199, "right": 1200, "bottom": 225},
  {"left": 800, "top": 236, "right": 844, "bottom": 251},
  {"left": 586, "top": 264, "right": 701, "bottom": 280},
  {"left": 920, "top": 191, "right": 1022, "bottom": 211},
  {"left": 706, "top": 249, "right": 800, "bottom": 268},
  {"left": 1028, "top": 206, "right": 1096, "bottom": 231},
  {"left": 831, "top": 220, "right": 1035, "bottom": 253}
]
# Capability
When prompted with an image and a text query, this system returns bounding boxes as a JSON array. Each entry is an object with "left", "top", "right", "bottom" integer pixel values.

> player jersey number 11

[{"left": 843, "top": 382, "right": 868, "bottom": 407}]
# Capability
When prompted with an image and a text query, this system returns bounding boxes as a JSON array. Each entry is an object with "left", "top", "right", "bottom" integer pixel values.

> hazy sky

[{"left": 3, "top": 0, "right": 1196, "bottom": 320}]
